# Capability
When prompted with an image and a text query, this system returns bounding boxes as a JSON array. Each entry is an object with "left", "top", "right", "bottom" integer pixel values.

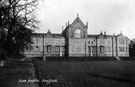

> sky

[{"left": 36, "top": 0, "right": 135, "bottom": 39}]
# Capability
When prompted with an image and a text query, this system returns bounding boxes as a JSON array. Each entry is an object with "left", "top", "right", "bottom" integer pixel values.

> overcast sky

[{"left": 36, "top": 0, "right": 135, "bottom": 39}]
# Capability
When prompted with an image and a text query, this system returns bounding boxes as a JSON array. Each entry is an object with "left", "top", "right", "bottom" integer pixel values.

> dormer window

[{"left": 75, "top": 28, "right": 81, "bottom": 38}]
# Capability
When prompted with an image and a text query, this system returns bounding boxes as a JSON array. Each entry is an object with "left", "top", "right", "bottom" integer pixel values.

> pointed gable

[
  {"left": 46, "top": 29, "right": 52, "bottom": 37},
  {"left": 70, "top": 14, "right": 87, "bottom": 28},
  {"left": 97, "top": 31, "right": 106, "bottom": 39},
  {"left": 117, "top": 31, "right": 124, "bottom": 38}
]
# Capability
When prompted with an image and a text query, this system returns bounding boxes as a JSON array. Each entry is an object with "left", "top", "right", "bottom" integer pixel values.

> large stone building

[{"left": 24, "top": 15, "right": 130, "bottom": 57}]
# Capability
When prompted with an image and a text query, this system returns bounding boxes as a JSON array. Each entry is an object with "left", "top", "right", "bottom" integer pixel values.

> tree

[
  {"left": 129, "top": 40, "right": 135, "bottom": 57},
  {"left": 0, "top": 0, "right": 39, "bottom": 57}
]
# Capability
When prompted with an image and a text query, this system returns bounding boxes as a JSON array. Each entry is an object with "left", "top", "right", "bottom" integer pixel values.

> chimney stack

[
  {"left": 86, "top": 22, "right": 88, "bottom": 28},
  {"left": 104, "top": 31, "right": 106, "bottom": 35},
  {"left": 68, "top": 21, "right": 70, "bottom": 25}
]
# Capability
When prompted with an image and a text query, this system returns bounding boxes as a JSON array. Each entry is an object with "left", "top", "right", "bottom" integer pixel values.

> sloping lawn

[
  {"left": 34, "top": 60, "right": 135, "bottom": 87},
  {"left": 0, "top": 60, "right": 38, "bottom": 87}
]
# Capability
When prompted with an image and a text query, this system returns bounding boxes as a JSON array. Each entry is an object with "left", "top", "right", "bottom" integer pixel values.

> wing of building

[{"left": 24, "top": 15, "right": 130, "bottom": 57}]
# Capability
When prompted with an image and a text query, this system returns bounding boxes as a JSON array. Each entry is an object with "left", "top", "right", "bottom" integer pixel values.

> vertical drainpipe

[
  {"left": 112, "top": 37, "right": 114, "bottom": 57},
  {"left": 116, "top": 36, "right": 118, "bottom": 56},
  {"left": 85, "top": 36, "right": 86, "bottom": 57},
  {"left": 43, "top": 34, "right": 44, "bottom": 57},
  {"left": 96, "top": 37, "right": 98, "bottom": 57}
]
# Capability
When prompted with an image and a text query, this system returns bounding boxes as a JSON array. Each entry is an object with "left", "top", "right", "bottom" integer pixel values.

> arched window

[
  {"left": 70, "top": 30, "right": 73, "bottom": 38},
  {"left": 75, "top": 28, "right": 81, "bottom": 38}
]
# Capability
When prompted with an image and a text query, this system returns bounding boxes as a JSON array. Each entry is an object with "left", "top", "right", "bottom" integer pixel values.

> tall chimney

[
  {"left": 68, "top": 21, "right": 70, "bottom": 25},
  {"left": 104, "top": 32, "right": 106, "bottom": 35},
  {"left": 86, "top": 22, "right": 88, "bottom": 28}
]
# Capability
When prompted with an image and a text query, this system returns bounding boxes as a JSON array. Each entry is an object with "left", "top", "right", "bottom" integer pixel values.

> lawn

[
  {"left": 0, "top": 60, "right": 38, "bottom": 87},
  {"left": 34, "top": 60, "right": 135, "bottom": 87}
]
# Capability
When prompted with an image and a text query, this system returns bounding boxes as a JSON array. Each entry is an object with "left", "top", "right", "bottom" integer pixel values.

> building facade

[{"left": 24, "top": 15, "right": 130, "bottom": 57}]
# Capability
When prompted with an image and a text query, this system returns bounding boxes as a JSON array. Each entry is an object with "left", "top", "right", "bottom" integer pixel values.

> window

[
  {"left": 119, "top": 39, "right": 124, "bottom": 44},
  {"left": 55, "top": 46, "right": 60, "bottom": 52},
  {"left": 88, "top": 46, "right": 91, "bottom": 52},
  {"left": 92, "top": 46, "right": 96, "bottom": 52},
  {"left": 100, "top": 46, "right": 104, "bottom": 53},
  {"left": 75, "top": 29, "right": 81, "bottom": 38},
  {"left": 83, "top": 31, "right": 85, "bottom": 38},
  {"left": 36, "top": 46, "right": 38, "bottom": 48},
  {"left": 70, "top": 30, "right": 73, "bottom": 38},
  {"left": 119, "top": 47, "right": 125, "bottom": 52},
  {"left": 88, "top": 41, "right": 90, "bottom": 44},
  {"left": 91, "top": 41, "right": 93, "bottom": 44},
  {"left": 47, "top": 45, "right": 51, "bottom": 53},
  {"left": 108, "top": 46, "right": 111, "bottom": 52}
]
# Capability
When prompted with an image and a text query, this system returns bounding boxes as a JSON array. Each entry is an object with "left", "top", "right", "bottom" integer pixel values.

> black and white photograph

[{"left": 0, "top": 0, "right": 135, "bottom": 87}]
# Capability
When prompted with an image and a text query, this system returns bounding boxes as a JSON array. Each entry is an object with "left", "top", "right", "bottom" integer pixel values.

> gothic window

[
  {"left": 92, "top": 46, "right": 96, "bottom": 52},
  {"left": 88, "top": 46, "right": 91, "bottom": 52},
  {"left": 91, "top": 41, "right": 93, "bottom": 44},
  {"left": 47, "top": 45, "right": 51, "bottom": 53},
  {"left": 108, "top": 46, "right": 111, "bottom": 52},
  {"left": 70, "top": 30, "right": 73, "bottom": 38},
  {"left": 88, "top": 41, "right": 90, "bottom": 44},
  {"left": 119, "top": 39, "right": 124, "bottom": 44},
  {"left": 119, "top": 47, "right": 125, "bottom": 52},
  {"left": 83, "top": 31, "right": 85, "bottom": 38},
  {"left": 100, "top": 46, "right": 104, "bottom": 53},
  {"left": 126, "top": 47, "right": 129, "bottom": 52},
  {"left": 75, "top": 28, "right": 81, "bottom": 38}
]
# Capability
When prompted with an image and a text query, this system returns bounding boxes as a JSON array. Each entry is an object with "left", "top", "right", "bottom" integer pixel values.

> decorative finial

[
  {"left": 77, "top": 14, "right": 79, "bottom": 17},
  {"left": 68, "top": 21, "right": 70, "bottom": 25},
  {"left": 48, "top": 29, "right": 50, "bottom": 31},
  {"left": 86, "top": 22, "right": 88, "bottom": 27},
  {"left": 101, "top": 31, "right": 103, "bottom": 34}
]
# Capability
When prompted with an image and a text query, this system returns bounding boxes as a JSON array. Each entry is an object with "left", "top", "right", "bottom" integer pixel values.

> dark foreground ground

[
  {"left": 33, "top": 59, "right": 135, "bottom": 87},
  {"left": 1, "top": 58, "right": 135, "bottom": 87},
  {"left": 0, "top": 59, "right": 38, "bottom": 87}
]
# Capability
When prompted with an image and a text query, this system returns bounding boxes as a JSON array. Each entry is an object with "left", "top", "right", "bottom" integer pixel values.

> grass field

[
  {"left": 0, "top": 60, "right": 38, "bottom": 87},
  {"left": 34, "top": 60, "right": 135, "bottom": 87}
]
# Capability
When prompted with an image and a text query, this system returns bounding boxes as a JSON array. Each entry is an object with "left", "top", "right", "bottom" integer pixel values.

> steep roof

[
  {"left": 33, "top": 33, "right": 64, "bottom": 38},
  {"left": 70, "top": 15, "right": 87, "bottom": 28},
  {"left": 87, "top": 34, "right": 98, "bottom": 38}
]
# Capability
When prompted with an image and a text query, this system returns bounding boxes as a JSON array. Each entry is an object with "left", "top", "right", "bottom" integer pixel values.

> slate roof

[{"left": 32, "top": 33, "right": 64, "bottom": 38}]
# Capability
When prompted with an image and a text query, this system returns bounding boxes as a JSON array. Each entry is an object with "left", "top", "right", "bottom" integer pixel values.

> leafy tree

[
  {"left": 0, "top": 0, "right": 39, "bottom": 57},
  {"left": 129, "top": 40, "right": 135, "bottom": 57}
]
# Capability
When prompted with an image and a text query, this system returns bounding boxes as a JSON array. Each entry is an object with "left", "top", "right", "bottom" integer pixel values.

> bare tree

[{"left": 0, "top": 0, "right": 39, "bottom": 57}]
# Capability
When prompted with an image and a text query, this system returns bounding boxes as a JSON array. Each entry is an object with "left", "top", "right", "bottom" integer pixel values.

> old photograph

[{"left": 0, "top": 0, "right": 135, "bottom": 87}]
